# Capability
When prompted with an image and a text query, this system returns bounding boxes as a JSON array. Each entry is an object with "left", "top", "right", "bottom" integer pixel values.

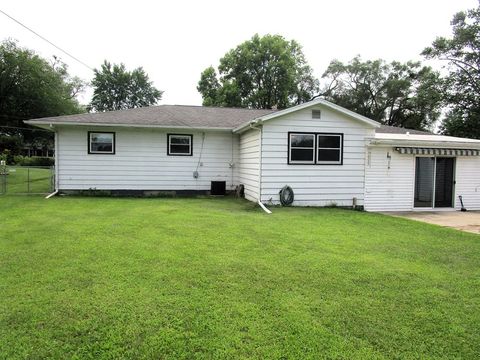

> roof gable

[{"left": 233, "top": 98, "right": 381, "bottom": 132}]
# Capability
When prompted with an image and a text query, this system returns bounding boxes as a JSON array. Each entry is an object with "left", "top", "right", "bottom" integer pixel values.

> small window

[
  {"left": 317, "top": 133, "right": 342, "bottom": 164},
  {"left": 312, "top": 109, "right": 321, "bottom": 119},
  {"left": 88, "top": 132, "right": 115, "bottom": 154},
  {"left": 288, "top": 133, "right": 315, "bottom": 164},
  {"left": 168, "top": 134, "right": 192, "bottom": 156}
]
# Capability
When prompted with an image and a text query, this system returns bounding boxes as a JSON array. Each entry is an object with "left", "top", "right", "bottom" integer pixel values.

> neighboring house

[{"left": 25, "top": 98, "right": 480, "bottom": 211}]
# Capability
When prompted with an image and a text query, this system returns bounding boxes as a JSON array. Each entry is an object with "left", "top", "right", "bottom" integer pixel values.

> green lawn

[
  {"left": 2, "top": 166, "right": 53, "bottom": 194},
  {"left": 0, "top": 196, "right": 479, "bottom": 359}
]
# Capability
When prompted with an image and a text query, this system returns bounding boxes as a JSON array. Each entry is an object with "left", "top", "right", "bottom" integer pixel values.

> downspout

[
  {"left": 249, "top": 121, "right": 270, "bottom": 214},
  {"left": 54, "top": 127, "right": 59, "bottom": 191},
  {"left": 46, "top": 126, "right": 59, "bottom": 199}
]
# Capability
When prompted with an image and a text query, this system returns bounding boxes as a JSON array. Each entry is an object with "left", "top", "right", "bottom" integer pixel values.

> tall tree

[
  {"left": 197, "top": 34, "right": 319, "bottom": 109},
  {"left": 319, "top": 56, "right": 443, "bottom": 130},
  {"left": 422, "top": 6, "right": 480, "bottom": 139},
  {"left": 0, "top": 39, "right": 85, "bottom": 155},
  {"left": 88, "top": 61, "right": 163, "bottom": 112}
]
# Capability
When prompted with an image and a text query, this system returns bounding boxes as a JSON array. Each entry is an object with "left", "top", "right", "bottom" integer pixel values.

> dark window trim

[
  {"left": 167, "top": 133, "right": 193, "bottom": 156},
  {"left": 288, "top": 132, "right": 316, "bottom": 164},
  {"left": 287, "top": 131, "right": 343, "bottom": 165},
  {"left": 316, "top": 133, "right": 343, "bottom": 165},
  {"left": 88, "top": 131, "right": 116, "bottom": 155}
]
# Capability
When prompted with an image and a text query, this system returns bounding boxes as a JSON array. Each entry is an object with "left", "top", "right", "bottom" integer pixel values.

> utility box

[{"left": 211, "top": 181, "right": 226, "bottom": 196}]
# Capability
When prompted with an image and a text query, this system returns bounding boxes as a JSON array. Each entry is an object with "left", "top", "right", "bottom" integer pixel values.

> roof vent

[{"left": 312, "top": 109, "right": 321, "bottom": 119}]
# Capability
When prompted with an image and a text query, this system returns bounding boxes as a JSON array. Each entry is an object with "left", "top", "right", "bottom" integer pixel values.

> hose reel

[{"left": 279, "top": 185, "right": 294, "bottom": 206}]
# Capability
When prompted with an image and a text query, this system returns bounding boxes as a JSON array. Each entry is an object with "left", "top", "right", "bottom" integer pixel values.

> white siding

[
  {"left": 455, "top": 157, "right": 480, "bottom": 210},
  {"left": 365, "top": 146, "right": 480, "bottom": 211},
  {"left": 364, "top": 146, "right": 415, "bottom": 211},
  {"left": 57, "top": 126, "right": 236, "bottom": 191},
  {"left": 237, "top": 129, "right": 261, "bottom": 202},
  {"left": 260, "top": 106, "right": 376, "bottom": 206}
]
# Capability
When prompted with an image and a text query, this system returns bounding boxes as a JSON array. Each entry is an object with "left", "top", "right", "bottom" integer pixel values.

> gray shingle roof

[
  {"left": 376, "top": 125, "right": 431, "bottom": 135},
  {"left": 26, "top": 105, "right": 276, "bottom": 129},
  {"left": 26, "top": 105, "right": 433, "bottom": 135}
]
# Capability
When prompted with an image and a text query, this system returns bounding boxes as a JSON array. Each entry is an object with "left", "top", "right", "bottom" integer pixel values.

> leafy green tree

[
  {"left": 0, "top": 39, "right": 85, "bottom": 156},
  {"left": 88, "top": 61, "right": 163, "bottom": 112},
  {"left": 197, "top": 34, "right": 319, "bottom": 109},
  {"left": 320, "top": 56, "right": 443, "bottom": 130},
  {"left": 422, "top": 6, "right": 480, "bottom": 138}
]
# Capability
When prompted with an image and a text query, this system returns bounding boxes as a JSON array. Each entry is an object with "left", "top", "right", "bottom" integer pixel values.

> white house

[{"left": 26, "top": 98, "right": 480, "bottom": 211}]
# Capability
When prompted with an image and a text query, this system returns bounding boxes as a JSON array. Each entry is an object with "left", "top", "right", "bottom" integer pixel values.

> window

[
  {"left": 168, "top": 134, "right": 192, "bottom": 156},
  {"left": 288, "top": 132, "right": 343, "bottom": 165},
  {"left": 317, "top": 133, "right": 342, "bottom": 164},
  {"left": 88, "top": 132, "right": 115, "bottom": 154},
  {"left": 288, "top": 133, "right": 315, "bottom": 164}
]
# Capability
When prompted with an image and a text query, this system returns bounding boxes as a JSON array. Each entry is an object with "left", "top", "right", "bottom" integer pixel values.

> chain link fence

[{"left": 0, "top": 164, "right": 55, "bottom": 195}]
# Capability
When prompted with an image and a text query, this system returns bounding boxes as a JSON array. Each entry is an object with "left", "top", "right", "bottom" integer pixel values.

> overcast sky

[{"left": 1, "top": 0, "right": 477, "bottom": 106}]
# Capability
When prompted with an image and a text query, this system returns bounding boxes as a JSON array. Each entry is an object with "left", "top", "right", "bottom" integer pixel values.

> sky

[{"left": 1, "top": 0, "right": 478, "bottom": 106}]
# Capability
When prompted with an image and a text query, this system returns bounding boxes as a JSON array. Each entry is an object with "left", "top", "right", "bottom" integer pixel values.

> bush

[
  {"left": 1, "top": 150, "right": 13, "bottom": 165},
  {"left": 13, "top": 156, "right": 54, "bottom": 167}
]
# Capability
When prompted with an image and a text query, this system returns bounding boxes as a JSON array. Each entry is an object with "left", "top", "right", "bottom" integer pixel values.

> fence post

[{"left": 27, "top": 167, "right": 30, "bottom": 193}]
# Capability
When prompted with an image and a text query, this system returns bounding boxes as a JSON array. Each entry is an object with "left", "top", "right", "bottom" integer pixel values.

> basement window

[
  {"left": 168, "top": 134, "right": 193, "bottom": 156},
  {"left": 88, "top": 132, "right": 115, "bottom": 154}
]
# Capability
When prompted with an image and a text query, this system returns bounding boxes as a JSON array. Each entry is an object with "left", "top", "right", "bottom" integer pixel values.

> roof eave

[{"left": 24, "top": 120, "right": 234, "bottom": 132}]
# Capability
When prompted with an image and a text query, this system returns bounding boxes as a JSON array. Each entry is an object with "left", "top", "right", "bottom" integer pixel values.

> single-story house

[{"left": 25, "top": 98, "right": 480, "bottom": 211}]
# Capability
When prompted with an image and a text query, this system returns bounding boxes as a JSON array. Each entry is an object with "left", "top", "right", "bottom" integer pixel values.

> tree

[
  {"left": 0, "top": 39, "right": 85, "bottom": 156},
  {"left": 422, "top": 6, "right": 480, "bottom": 138},
  {"left": 88, "top": 61, "right": 163, "bottom": 112},
  {"left": 197, "top": 34, "right": 319, "bottom": 109},
  {"left": 319, "top": 56, "right": 443, "bottom": 130}
]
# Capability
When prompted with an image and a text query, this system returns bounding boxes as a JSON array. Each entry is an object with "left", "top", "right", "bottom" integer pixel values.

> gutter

[
  {"left": 24, "top": 120, "right": 234, "bottom": 132},
  {"left": 233, "top": 118, "right": 263, "bottom": 134}
]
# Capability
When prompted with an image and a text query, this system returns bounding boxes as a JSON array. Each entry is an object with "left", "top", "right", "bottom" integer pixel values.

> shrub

[
  {"left": 1, "top": 150, "right": 13, "bottom": 164},
  {"left": 13, "top": 156, "right": 54, "bottom": 167}
]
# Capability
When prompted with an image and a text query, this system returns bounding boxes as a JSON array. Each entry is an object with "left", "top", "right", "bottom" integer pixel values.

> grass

[
  {"left": 2, "top": 166, "right": 53, "bottom": 194},
  {"left": 0, "top": 196, "right": 479, "bottom": 359}
]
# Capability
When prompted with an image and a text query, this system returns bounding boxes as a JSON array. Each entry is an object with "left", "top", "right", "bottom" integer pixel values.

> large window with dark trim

[
  {"left": 288, "top": 132, "right": 343, "bottom": 165},
  {"left": 317, "top": 133, "right": 342, "bottom": 164},
  {"left": 88, "top": 132, "right": 115, "bottom": 154},
  {"left": 288, "top": 133, "right": 315, "bottom": 164},
  {"left": 168, "top": 134, "right": 193, "bottom": 156}
]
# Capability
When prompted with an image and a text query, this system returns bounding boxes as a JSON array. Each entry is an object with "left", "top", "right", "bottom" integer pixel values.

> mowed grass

[
  {"left": 3, "top": 167, "right": 53, "bottom": 194},
  {"left": 0, "top": 196, "right": 479, "bottom": 359}
]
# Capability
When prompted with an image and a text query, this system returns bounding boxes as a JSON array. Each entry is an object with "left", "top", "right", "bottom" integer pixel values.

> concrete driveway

[{"left": 384, "top": 211, "right": 480, "bottom": 234}]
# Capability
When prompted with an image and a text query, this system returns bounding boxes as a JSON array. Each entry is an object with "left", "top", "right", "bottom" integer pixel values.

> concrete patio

[{"left": 383, "top": 211, "right": 480, "bottom": 234}]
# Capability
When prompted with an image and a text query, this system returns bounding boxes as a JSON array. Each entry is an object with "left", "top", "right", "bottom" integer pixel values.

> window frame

[
  {"left": 88, "top": 131, "right": 115, "bottom": 155},
  {"left": 287, "top": 131, "right": 343, "bottom": 165},
  {"left": 167, "top": 134, "right": 193, "bottom": 156},
  {"left": 288, "top": 132, "right": 316, "bottom": 164},
  {"left": 316, "top": 133, "right": 343, "bottom": 165}
]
